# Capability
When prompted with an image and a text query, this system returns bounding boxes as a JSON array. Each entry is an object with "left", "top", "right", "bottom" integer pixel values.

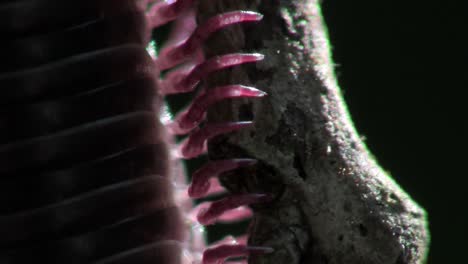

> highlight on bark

[{"left": 194, "top": 0, "right": 430, "bottom": 264}]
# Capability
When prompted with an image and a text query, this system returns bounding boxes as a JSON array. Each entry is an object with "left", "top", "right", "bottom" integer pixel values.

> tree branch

[{"left": 197, "top": 0, "right": 430, "bottom": 263}]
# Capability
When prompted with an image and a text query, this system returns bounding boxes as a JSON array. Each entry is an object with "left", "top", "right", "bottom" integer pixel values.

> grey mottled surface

[{"left": 196, "top": 0, "right": 430, "bottom": 263}]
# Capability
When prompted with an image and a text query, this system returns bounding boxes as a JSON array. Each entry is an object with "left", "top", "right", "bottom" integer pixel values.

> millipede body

[{"left": 0, "top": 0, "right": 185, "bottom": 263}]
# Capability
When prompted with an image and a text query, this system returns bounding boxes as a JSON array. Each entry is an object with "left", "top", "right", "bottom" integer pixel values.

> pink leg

[
  {"left": 167, "top": 85, "right": 266, "bottom": 135},
  {"left": 204, "top": 177, "right": 226, "bottom": 197},
  {"left": 159, "top": 53, "right": 264, "bottom": 95},
  {"left": 159, "top": 7, "right": 198, "bottom": 52},
  {"left": 188, "top": 159, "right": 257, "bottom": 198},
  {"left": 178, "top": 121, "right": 254, "bottom": 159},
  {"left": 211, "top": 235, "right": 245, "bottom": 247},
  {"left": 233, "top": 235, "right": 248, "bottom": 245},
  {"left": 217, "top": 206, "right": 253, "bottom": 223},
  {"left": 202, "top": 244, "right": 273, "bottom": 264},
  {"left": 156, "top": 11, "right": 263, "bottom": 70},
  {"left": 197, "top": 194, "right": 271, "bottom": 226},
  {"left": 147, "top": 0, "right": 196, "bottom": 28},
  {"left": 189, "top": 201, "right": 253, "bottom": 225},
  {"left": 155, "top": 6, "right": 202, "bottom": 67},
  {"left": 152, "top": 5, "right": 202, "bottom": 82}
]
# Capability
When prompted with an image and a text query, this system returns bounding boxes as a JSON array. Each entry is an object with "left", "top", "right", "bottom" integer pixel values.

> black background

[{"left": 322, "top": 1, "right": 467, "bottom": 263}]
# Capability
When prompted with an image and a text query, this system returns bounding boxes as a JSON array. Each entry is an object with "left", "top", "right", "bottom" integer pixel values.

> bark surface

[{"left": 197, "top": 0, "right": 430, "bottom": 263}]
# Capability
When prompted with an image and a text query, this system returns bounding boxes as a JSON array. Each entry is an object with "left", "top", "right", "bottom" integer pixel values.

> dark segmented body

[
  {"left": 1, "top": 0, "right": 273, "bottom": 263},
  {"left": 0, "top": 0, "right": 184, "bottom": 263}
]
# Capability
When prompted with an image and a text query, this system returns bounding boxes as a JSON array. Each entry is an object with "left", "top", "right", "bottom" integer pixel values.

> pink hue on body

[
  {"left": 196, "top": 194, "right": 271, "bottom": 226},
  {"left": 168, "top": 85, "right": 266, "bottom": 135},
  {"left": 159, "top": 53, "right": 265, "bottom": 94},
  {"left": 177, "top": 121, "right": 254, "bottom": 159},
  {"left": 149, "top": 0, "right": 273, "bottom": 263},
  {"left": 188, "top": 159, "right": 257, "bottom": 198},
  {"left": 156, "top": 11, "right": 263, "bottom": 70}
]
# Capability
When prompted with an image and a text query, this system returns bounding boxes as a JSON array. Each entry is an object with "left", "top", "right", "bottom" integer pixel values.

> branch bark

[{"left": 197, "top": 0, "right": 430, "bottom": 263}]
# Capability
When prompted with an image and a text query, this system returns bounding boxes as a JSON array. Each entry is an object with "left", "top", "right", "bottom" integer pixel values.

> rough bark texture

[{"left": 197, "top": 0, "right": 430, "bottom": 263}]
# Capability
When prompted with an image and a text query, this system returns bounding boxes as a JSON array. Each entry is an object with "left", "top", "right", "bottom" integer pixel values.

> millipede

[{"left": 0, "top": 0, "right": 430, "bottom": 264}]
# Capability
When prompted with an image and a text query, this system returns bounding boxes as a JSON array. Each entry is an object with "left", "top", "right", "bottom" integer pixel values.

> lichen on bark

[{"left": 196, "top": 0, "right": 430, "bottom": 263}]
